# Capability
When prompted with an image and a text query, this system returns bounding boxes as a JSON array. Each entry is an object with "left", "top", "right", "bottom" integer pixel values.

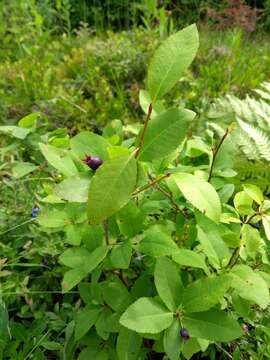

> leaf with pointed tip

[
  {"left": 148, "top": 24, "right": 199, "bottom": 101},
  {"left": 87, "top": 154, "right": 137, "bottom": 225}
]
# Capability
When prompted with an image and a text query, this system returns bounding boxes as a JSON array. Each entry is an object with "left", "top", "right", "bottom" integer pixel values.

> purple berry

[
  {"left": 31, "top": 206, "right": 39, "bottom": 218},
  {"left": 84, "top": 155, "right": 103, "bottom": 170},
  {"left": 180, "top": 328, "right": 190, "bottom": 340}
]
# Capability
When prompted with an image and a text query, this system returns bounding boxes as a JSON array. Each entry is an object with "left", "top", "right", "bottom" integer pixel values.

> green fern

[
  {"left": 208, "top": 82, "right": 270, "bottom": 193},
  {"left": 208, "top": 81, "right": 270, "bottom": 163}
]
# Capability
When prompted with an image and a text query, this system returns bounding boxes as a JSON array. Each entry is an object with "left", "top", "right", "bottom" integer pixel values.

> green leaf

[
  {"left": 18, "top": 112, "right": 39, "bottom": 128},
  {"left": 139, "top": 89, "right": 165, "bottom": 117},
  {"left": 107, "top": 240, "right": 132, "bottom": 269},
  {"left": 139, "top": 225, "right": 179, "bottom": 257},
  {"left": 70, "top": 131, "right": 110, "bottom": 160},
  {"left": 102, "top": 279, "right": 133, "bottom": 313},
  {"left": 59, "top": 247, "right": 91, "bottom": 268},
  {"left": 39, "top": 143, "right": 78, "bottom": 177},
  {"left": 241, "top": 224, "right": 261, "bottom": 259},
  {"left": 0, "top": 125, "right": 30, "bottom": 139},
  {"left": 120, "top": 297, "right": 173, "bottom": 333},
  {"left": 196, "top": 213, "right": 229, "bottom": 269},
  {"left": 172, "top": 249, "right": 208, "bottom": 273},
  {"left": 183, "top": 309, "right": 242, "bottom": 342},
  {"left": 137, "top": 108, "right": 194, "bottom": 161},
  {"left": 182, "top": 275, "right": 231, "bottom": 313},
  {"left": 230, "top": 265, "right": 270, "bottom": 309},
  {"left": 12, "top": 162, "right": 38, "bottom": 178},
  {"left": 41, "top": 341, "right": 62, "bottom": 350},
  {"left": 62, "top": 245, "right": 108, "bottom": 292},
  {"left": 243, "top": 184, "right": 264, "bottom": 205},
  {"left": 62, "top": 268, "right": 86, "bottom": 293},
  {"left": 262, "top": 214, "right": 270, "bottom": 240},
  {"left": 0, "top": 301, "right": 8, "bottom": 339},
  {"left": 154, "top": 257, "right": 183, "bottom": 311},
  {"left": 79, "top": 348, "right": 108, "bottom": 360},
  {"left": 173, "top": 173, "right": 221, "bottom": 222},
  {"left": 75, "top": 307, "right": 100, "bottom": 341},
  {"left": 116, "top": 327, "right": 142, "bottom": 360},
  {"left": 55, "top": 177, "right": 90, "bottom": 202},
  {"left": 38, "top": 210, "right": 70, "bottom": 228},
  {"left": 148, "top": 24, "right": 199, "bottom": 101},
  {"left": 87, "top": 153, "right": 137, "bottom": 225},
  {"left": 116, "top": 201, "right": 144, "bottom": 237},
  {"left": 163, "top": 319, "right": 182, "bottom": 360},
  {"left": 182, "top": 338, "right": 208, "bottom": 360},
  {"left": 234, "top": 191, "right": 254, "bottom": 216}
]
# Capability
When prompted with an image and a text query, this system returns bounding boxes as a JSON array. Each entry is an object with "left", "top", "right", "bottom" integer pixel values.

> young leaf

[
  {"left": 183, "top": 309, "right": 242, "bottom": 342},
  {"left": 116, "top": 327, "right": 142, "bottom": 360},
  {"left": 163, "top": 319, "right": 182, "bottom": 360},
  {"left": 173, "top": 173, "right": 221, "bottom": 222},
  {"left": 87, "top": 153, "right": 137, "bottom": 225},
  {"left": 75, "top": 307, "right": 101, "bottom": 341},
  {"left": 55, "top": 177, "right": 90, "bottom": 203},
  {"left": 137, "top": 108, "right": 195, "bottom": 161},
  {"left": 106, "top": 240, "right": 132, "bottom": 269},
  {"left": 154, "top": 257, "right": 183, "bottom": 311},
  {"left": 182, "top": 275, "right": 231, "bottom": 313},
  {"left": 243, "top": 184, "right": 264, "bottom": 205},
  {"left": 139, "top": 225, "right": 179, "bottom": 257},
  {"left": 120, "top": 297, "right": 173, "bottom": 333},
  {"left": 148, "top": 24, "right": 199, "bottom": 101},
  {"left": 234, "top": 191, "right": 254, "bottom": 216}
]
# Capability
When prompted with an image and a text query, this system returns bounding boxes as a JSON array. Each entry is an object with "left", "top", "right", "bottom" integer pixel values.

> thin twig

[
  {"left": 103, "top": 219, "right": 109, "bottom": 245},
  {"left": 135, "top": 103, "right": 153, "bottom": 158},
  {"left": 226, "top": 247, "right": 240, "bottom": 270},
  {"left": 216, "top": 343, "right": 233, "bottom": 359},
  {"left": 132, "top": 173, "right": 171, "bottom": 196},
  {"left": 208, "top": 128, "right": 229, "bottom": 182}
]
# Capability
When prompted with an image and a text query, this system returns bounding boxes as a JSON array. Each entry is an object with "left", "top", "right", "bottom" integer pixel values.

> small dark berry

[
  {"left": 31, "top": 206, "right": 39, "bottom": 218},
  {"left": 84, "top": 155, "right": 103, "bottom": 170},
  {"left": 180, "top": 327, "right": 190, "bottom": 340}
]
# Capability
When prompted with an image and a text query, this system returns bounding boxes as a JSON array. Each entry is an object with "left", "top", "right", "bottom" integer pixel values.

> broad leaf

[
  {"left": 62, "top": 245, "right": 108, "bottom": 292},
  {"left": 262, "top": 214, "right": 270, "bottom": 240},
  {"left": 154, "top": 257, "right": 183, "bottom": 311},
  {"left": 139, "top": 225, "right": 179, "bottom": 257},
  {"left": 182, "top": 275, "right": 231, "bottom": 313},
  {"left": 173, "top": 173, "right": 221, "bottom": 222},
  {"left": 75, "top": 307, "right": 101, "bottom": 341},
  {"left": 55, "top": 177, "right": 90, "bottom": 202},
  {"left": 243, "top": 184, "right": 264, "bottom": 205},
  {"left": 230, "top": 265, "right": 270, "bottom": 309},
  {"left": 12, "top": 162, "right": 38, "bottom": 178},
  {"left": 137, "top": 108, "right": 194, "bottom": 161},
  {"left": 148, "top": 24, "right": 199, "bottom": 101},
  {"left": 163, "top": 319, "right": 182, "bottom": 360},
  {"left": 70, "top": 131, "right": 110, "bottom": 160},
  {"left": 39, "top": 143, "right": 78, "bottom": 177},
  {"left": 183, "top": 309, "right": 242, "bottom": 342},
  {"left": 102, "top": 279, "right": 133, "bottom": 313},
  {"left": 241, "top": 224, "right": 261, "bottom": 259},
  {"left": 120, "top": 297, "right": 173, "bottom": 333},
  {"left": 107, "top": 240, "right": 132, "bottom": 269},
  {"left": 87, "top": 153, "right": 137, "bottom": 225},
  {"left": 116, "top": 327, "right": 142, "bottom": 360},
  {"left": 172, "top": 249, "right": 208, "bottom": 273},
  {"left": 59, "top": 247, "right": 91, "bottom": 268},
  {"left": 234, "top": 191, "right": 253, "bottom": 216}
]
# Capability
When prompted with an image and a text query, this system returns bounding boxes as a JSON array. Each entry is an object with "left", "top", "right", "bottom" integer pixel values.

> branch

[
  {"left": 208, "top": 128, "right": 229, "bottom": 182},
  {"left": 135, "top": 103, "right": 153, "bottom": 158},
  {"left": 132, "top": 173, "right": 171, "bottom": 196}
]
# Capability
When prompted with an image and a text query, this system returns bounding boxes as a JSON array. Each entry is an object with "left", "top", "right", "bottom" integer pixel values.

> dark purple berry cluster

[{"left": 84, "top": 155, "right": 103, "bottom": 170}]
